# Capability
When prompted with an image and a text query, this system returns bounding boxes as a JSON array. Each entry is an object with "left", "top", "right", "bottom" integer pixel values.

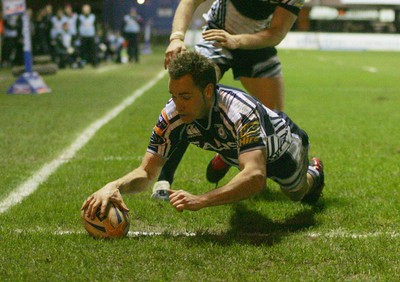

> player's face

[{"left": 169, "top": 74, "right": 212, "bottom": 124}]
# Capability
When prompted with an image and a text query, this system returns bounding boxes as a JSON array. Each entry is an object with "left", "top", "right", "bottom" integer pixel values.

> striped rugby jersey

[
  {"left": 204, "top": 0, "right": 304, "bottom": 34},
  {"left": 147, "top": 84, "right": 294, "bottom": 168}
]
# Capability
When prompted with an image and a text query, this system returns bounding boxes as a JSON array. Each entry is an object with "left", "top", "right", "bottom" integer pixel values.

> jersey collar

[{"left": 194, "top": 85, "right": 218, "bottom": 130}]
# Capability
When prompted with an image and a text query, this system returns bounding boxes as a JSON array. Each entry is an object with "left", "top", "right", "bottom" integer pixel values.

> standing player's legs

[
  {"left": 240, "top": 76, "right": 284, "bottom": 111},
  {"left": 231, "top": 48, "right": 284, "bottom": 111}
]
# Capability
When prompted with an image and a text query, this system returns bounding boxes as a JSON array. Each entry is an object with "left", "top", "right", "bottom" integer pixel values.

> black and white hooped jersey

[
  {"left": 147, "top": 84, "right": 294, "bottom": 168},
  {"left": 204, "top": 0, "right": 304, "bottom": 35}
]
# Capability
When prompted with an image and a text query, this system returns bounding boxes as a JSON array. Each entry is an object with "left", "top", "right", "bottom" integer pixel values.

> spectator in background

[
  {"left": 44, "top": 4, "right": 53, "bottom": 54},
  {"left": 1, "top": 14, "right": 21, "bottom": 66},
  {"left": 0, "top": 10, "right": 4, "bottom": 67},
  {"left": 106, "top": 30, "right": 124, "bottom": 63},
  {"left": 0, "top": 11, "right": 3, "bottom": 36},
  {"left": 78, "top": 4, "right": 97, "bottom": 67},
  {"left": 395, "top": 9, "right": 400, "bottom": 33},
  {"left": 54, "top": 22, "right": 77, "bottom": 69},
  {"left": 33, "top": 8, "right": 51, "bottom": 55},
  {"left": 50, "top": 8, "right": 66, "bottom": 61},
  {"left": 50, "top": 8, "right": 66, "bottom": 42},
  {"left": 122, "top": 7, "right": 142, "bottom": 63},
  {"left": 64, "top": 4, "right": 78, "bottom": 40}
]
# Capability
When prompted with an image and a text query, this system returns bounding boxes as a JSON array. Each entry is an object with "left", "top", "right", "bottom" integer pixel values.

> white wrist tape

[
  {"left": 169, "top": 31, "right": 185, "bottom": 42},
  {"left": 151, "top": 180, "right": 170, "bottom": 201}
]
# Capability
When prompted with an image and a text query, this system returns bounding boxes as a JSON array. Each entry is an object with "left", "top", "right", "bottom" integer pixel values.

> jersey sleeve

[
  {"left": 147, "top": 105, "right": 185, "bottom": 159},
  {"left": 236, "top": 111, "right": 266, "bottom": 155},
  {"left": 278, "top": 0, "right": 304, "bottom": 16}
]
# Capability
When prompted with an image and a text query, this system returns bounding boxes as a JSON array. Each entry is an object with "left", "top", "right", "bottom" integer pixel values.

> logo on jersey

[
  {"left": 186, "top": 124, "right": 202, "bottom": 137},
  {"left": 239, "top": 120, "right": 262, "bottom": 147},
  {"left": 154, "top": 110, "right": 169, "bottom": 136},
  {"left": 215, "top": 124, "right": 227, "bottom": 140},
  {"left": 192, "top": 140, "right": 236, "bottom": 152}
]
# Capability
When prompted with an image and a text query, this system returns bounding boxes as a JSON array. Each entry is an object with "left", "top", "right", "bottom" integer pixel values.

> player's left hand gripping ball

[{"left": 81, "top": 202, "right": 130, "bottom": 239}]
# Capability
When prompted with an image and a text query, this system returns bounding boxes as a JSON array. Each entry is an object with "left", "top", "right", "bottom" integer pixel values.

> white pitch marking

[
  {"left": 0, "top": 69, "right": 167, "bottom": 214},
  {"left": 362, "top": 66, "right": 378, "bottom": 73},
  {"left": 10, "top": 228, "right": 400, "bottom": 239},
  {"left": 308, "top": 230, "right": 399, "bottom": 239},
  {"left": 102, "top": 156, "right": 143, "bottom": 161},
  {"left": 54, "top": 230, "right": 197, "bottom": 237},
  {"left": 96, "top": 64, "right": 120, "bottom": 73}
]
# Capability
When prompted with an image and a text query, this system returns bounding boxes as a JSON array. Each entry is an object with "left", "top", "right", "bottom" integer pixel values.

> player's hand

[
  {"left": 168, "top": 189, "right": 205, "bottom": 212},
  {"left": 164, "top": 39, "right": 187, "bottom": 69},
  {"left": 202, "top": 29, "right": 240, "bottom": 50},
  {"left": 81, "top": 182, "right": 129, "bottom": 220}
]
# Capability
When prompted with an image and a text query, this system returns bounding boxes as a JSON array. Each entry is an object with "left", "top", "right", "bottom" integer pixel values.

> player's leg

[
  {"left": 275, "top": 136, "right": 325, "bottom": 204},
  {"left": 240, "top": 76, "right": 284, "bottom": 111}
]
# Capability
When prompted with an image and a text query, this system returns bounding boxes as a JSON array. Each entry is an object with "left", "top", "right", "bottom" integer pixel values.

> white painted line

[
  {"left": 127, "top": 231, "right": 197, "bottom": 237},
  {"left": 14, "top": 229, "right": 196, "bottom": 237},
  {"left": 0, "top": 69, "right": 167, "bottom": 214},
  {"left": 96, "top": 64, "right": 120, "bottom": 74},
  {"left": 102, "top": 156, "right": 143, "bottom": 161},
  {"left": 308, "top": 231, "right": 399, "bottom": 239},
  {"left": 362, "top": 66, "right": 378, "bottom": 73},
  {"left": 9, "top": 228, "right": 400, "bottom": 239}
]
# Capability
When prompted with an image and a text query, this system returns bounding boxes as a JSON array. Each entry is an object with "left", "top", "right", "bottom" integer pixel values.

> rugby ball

[{"left": 81, "top": 202, "right": 130, "bottom": 239}]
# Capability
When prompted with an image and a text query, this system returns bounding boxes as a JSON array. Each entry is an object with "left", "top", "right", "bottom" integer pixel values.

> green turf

[{"left": 1, "top": 48, "right": 399, "bottom": 281}]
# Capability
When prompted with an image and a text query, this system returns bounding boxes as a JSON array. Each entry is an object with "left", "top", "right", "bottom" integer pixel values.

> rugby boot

[
  {"left": 302, "top": 158, "right": 325, "bottom": 204},
  {"left": 206, "top": 154, "right": 231, "bottom": 184}
]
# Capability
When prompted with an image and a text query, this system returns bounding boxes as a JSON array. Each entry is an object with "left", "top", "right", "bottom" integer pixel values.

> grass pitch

[{"left": 0, "top": 47, "right": 399, "bottom": 281}]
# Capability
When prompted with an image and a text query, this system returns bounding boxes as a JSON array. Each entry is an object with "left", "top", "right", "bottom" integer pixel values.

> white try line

[
  {"left": 9, "top": 228, "right": 400, "bottom": 239},
  {"left": 362, "top": 66, "right": 378, "bottom": 73},
  {"left": 0, "top": 69, "right": 167, "bottom": 214},
  {"left": 95, "top": 64, "right": 121, "bottom": 74}
]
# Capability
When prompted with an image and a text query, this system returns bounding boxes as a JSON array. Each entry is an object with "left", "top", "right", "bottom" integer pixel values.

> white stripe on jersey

[
  {"left": 224, "top": 1, "right": 270, "bottom": 34},
  {"left": 217, "top": 86, "right": 291, "bottom": 162}
]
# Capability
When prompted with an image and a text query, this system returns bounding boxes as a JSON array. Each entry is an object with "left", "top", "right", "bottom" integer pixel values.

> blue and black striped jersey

[{"left": 147, "top": 84, "right": 295, "bottom": 168}]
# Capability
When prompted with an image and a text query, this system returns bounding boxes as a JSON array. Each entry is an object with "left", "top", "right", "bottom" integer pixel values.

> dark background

[{"left": 25, "top": 0, "right": 179, "bottom": 33}]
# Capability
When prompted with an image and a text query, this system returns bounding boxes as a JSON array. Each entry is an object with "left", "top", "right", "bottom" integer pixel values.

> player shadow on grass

[
  {"left": 193, "top": 201, "right": 325, "bottom": 247},
  {"left": 252, "top": 186, "right": 291, "bottom": 202}
]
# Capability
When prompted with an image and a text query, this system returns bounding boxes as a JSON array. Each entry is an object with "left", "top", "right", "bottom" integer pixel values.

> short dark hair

[{"left": 168, "top": 51, "right": 217, "bottom": 91}]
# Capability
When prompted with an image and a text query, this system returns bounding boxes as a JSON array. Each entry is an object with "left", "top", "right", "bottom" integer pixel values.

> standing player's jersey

[
  {"left": 148, "top": 84, "right": 303, "bottom": 168},
  {"left": 205, "top": 0, "right": 304, "bottom": 34}
]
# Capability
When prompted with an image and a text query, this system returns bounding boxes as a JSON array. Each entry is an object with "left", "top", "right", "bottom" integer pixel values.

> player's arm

[
  {"left": 116, "top": 152, "right": 165, "bottom": 194},
  {"left": 202, "top": 6, "right": 297, "bottom": 49},
  {"left": 169, "top": 149, "right": 266, "bottom": 211},
  {"left": 82, "top": 152, "right": 165, "bottom": 219},
  {"left": 164, "top": 0, "right": 205, "bottom": 68}
]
